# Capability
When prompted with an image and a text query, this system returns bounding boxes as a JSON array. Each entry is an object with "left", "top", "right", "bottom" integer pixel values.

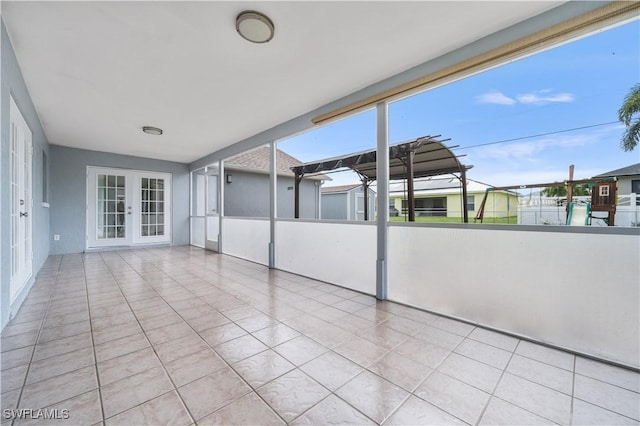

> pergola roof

[{"left": 290, "top": 136, "right": 471, "bottom": 181}]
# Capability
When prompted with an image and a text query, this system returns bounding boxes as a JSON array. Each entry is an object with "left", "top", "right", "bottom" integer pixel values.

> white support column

[
  {"left": 218, "top": 160, "right": 224, "bottom": 253},
  {"left": 316, "top": 181, "right": 322, "bottom": 220},
  {"left": 376, "top": 102, "right": 389, "bottom": 300},
  {"left": 203, "top": 166, "right": 209, "bottom": 250},
  {"left": 269, "top": 141, "right": 277, "bottom": 268}
]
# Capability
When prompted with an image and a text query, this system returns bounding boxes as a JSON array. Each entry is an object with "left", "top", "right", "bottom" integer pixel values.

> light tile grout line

[
  {"left": 151, "top": 248, "right": 335, "bottom": 424},
  {"left": 130, "top": 247, "right": 388, "bottom": 425},
  {"left": 8, "top": 257, "right": 59, "bottom": 426},
  {"left": 570, "top": 354, "right": 577, "bottom": 426},
  {"left": 380, "top": 310, "right": 640, "bottom": 422},
  {"left": 481, "top": 339, "right": 568, "bottom": 425},
  {"left": 474, "top": 338, "right": 520, "bottom": 426},
  {"left": 109, "top": 248, "right": 288, "bottom": 425},
  {"left": 82, "top": 253, "right": 108, "bottom": 425},
  {"left": 95, "top": 250, "right": 198, "bottom": 425},
  {"left": 395, "top": 325, "right": 477, "bottom": 426}
]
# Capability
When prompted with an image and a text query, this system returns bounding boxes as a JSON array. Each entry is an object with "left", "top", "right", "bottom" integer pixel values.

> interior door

[
  {"left": 87, "top": 168, "right": 132, "bottom": 247},
  {"left": 9, "top": 97, "right": 33, "bottom": 303},
  {"left": 134, "top": 173, "right": 171, "bottom": 244}
]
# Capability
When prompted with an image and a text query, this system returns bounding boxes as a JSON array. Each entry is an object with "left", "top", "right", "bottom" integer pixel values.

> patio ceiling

[{"left": 2, "top": 1, "right": 565, "bottom": 163}]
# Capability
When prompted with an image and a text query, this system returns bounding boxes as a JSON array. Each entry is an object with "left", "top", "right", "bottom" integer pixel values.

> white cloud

[
  {"left": 517, "top": 91, "right": 575, "bottom": 105},
  {"left": 475, "top": 91, "right": 516, "bottom": 105},
  {"left": 471, "top": 134, "right": 600, "bottom": 162},
  {"left": 475, "top": 89, "right": 575, "bottom": 106}
]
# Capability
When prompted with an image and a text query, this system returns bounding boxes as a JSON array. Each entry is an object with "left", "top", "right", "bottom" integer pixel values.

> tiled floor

[{"left": 1, "top": 246, "right": 639, "bottom": 425}]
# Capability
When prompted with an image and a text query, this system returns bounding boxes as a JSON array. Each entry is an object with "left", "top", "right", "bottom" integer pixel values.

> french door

[
  {"left": 10, "top": 97, "right": 33, "bottom": 303},
  {"left": 87, "top": 167, "right": 171, "bottom": 248}
]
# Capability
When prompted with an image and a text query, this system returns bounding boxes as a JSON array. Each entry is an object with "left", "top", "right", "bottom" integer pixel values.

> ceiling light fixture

[
  {"left": 236, "top": 11, "right": 274, "bottom": 44},
  {"left": 142, "top": 126, "right": 163, "bottom": 136}
]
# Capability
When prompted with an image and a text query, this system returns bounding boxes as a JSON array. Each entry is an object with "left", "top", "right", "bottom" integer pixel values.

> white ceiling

[{"left": 3, "top": 1, "right": 565, "bottom": 164}]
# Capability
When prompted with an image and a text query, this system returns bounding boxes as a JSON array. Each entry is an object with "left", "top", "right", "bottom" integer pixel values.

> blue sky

[{"left": 278, "top": 19, "right": 640, "bottom": 187}]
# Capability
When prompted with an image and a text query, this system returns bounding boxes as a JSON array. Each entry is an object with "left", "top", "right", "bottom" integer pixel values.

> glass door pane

[
  {"left": 133, "top": 171, "right": 172, "bottom": 244},
  {"left": 97, "top": 173, "right": 127, "bottom": 240},
  {"left": 140, "top": 177, "right": 166, "bottom": 237}
]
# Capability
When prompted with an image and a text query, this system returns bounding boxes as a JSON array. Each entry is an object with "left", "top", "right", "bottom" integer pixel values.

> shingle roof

[
  {"left": 225, "top": 147, "right": 328, "bottom": 180},
  {"left": 321, "top": 184, "right": 362, "bottom": 194},
  {"left": 594, "top": 163, "right": 640, "bottom": 178}
]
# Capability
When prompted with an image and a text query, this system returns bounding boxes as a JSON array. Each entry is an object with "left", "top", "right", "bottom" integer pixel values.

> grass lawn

[{"left": 388, "top": 216, "right": 518, "bottom": 224}]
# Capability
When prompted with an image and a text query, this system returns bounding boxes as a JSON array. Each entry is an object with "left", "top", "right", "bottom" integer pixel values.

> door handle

[{"left": 20, "top": 212, "right": 28, "bottom": 217}]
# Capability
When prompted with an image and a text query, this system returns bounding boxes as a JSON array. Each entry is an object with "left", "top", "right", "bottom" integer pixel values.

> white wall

[
  {"left": 276, "top": 220, "right": 376, "bottom": 295},
  {"left": 388, "top": 224, "right": 640, "bottom": 368},
  {"left": 222, "top": 217, "right": 270, "bottom": 266},
  {"left": 190, "top": 217, "right": 204, "bottom": 248}
]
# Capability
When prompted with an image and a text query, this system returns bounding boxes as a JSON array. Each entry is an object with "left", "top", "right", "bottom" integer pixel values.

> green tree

[
  {"left": 541, "top": 186, "right": 566, "bottom": 197},
  {"left": 541, "top": 184, "right": 590, "bottom": 197},
  {"left": 618, "top": 83, "right": 640, "bottom": 152}
]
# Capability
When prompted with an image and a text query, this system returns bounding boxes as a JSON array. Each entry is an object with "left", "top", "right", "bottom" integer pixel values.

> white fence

[
  {"left": 216, "top": 218, "right": 377, "bottom": 296},
  {"left": 517, "top": 194, "right": 640, "bottom": 227},
  {"left": 388, "top": 224, "right": 640, "bottom": 368},
  {"left": 276, "top": 220, "right": 377, "bottom": 295},
  {"left": 221, "top": 217, "right": 270, "bottom": 266}
]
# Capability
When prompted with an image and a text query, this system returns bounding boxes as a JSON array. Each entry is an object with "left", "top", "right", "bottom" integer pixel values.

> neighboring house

[
  {"left": 321, "top": 184, "right": 376, "bottom": 221},
  {"left": 595, "top": 163, "right": 640, "bottom": 196},
  {"left": 224, "top": 147, "right": 326, "bottom": 219},
  {"left": 389, "top": 177, "right": 518, "bottom": 218}
]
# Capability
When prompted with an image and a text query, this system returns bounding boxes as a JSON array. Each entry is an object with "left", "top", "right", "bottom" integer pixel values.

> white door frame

[
  {"left": 9, "top": 97, "right": 33, "bottom": 303},
  {"left": 86, "top": 166, "right": 172, "bottom": 248}
]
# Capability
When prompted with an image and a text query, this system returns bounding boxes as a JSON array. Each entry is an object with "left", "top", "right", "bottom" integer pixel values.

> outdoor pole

[
  {"left": 269, "top": 141, "right": 277, "bottom": 268},
  {"left": 294, "top": 174, "right": 301, "bottom": 219},
  {"left": 363, "top": 180, "right": 369, "bottom": 221},
  {"left": 376, "top": 101, "right": 389, "bottom": 300},
  {"left": 461, "top": 168, "right": 469, "bottom": 223},
  {"left": 407, "top": 150, "right": 415, "bottom": 222},
  {"left": 566, "top": 164, "right": 574, "bottom": 220},
  {"left": 317, "top": 181, "right": 322, "bottom": 220}
]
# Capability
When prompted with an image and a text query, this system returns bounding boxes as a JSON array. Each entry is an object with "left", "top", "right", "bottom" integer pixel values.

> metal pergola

[{"left": 291, "top": 135, "right": 473, "bottom": 222}]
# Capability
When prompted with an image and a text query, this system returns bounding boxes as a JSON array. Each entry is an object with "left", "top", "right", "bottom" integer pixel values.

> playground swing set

[{"left": 475, "top": 166, "right": 617, "bottom": 226}]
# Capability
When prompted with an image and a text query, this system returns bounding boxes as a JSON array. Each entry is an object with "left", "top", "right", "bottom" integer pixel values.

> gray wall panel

[
  {"left": 321, "top": 193, "right": 348, "bottom": 220},
  {"left": 224, "top": 170, "right": 319, "bottom": 219},
  {"left": 322, "top": 187, "right": 376, "bottom": 221},
  {"left": 50, "top": 145, "right": 190, "bottom": 255}
]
